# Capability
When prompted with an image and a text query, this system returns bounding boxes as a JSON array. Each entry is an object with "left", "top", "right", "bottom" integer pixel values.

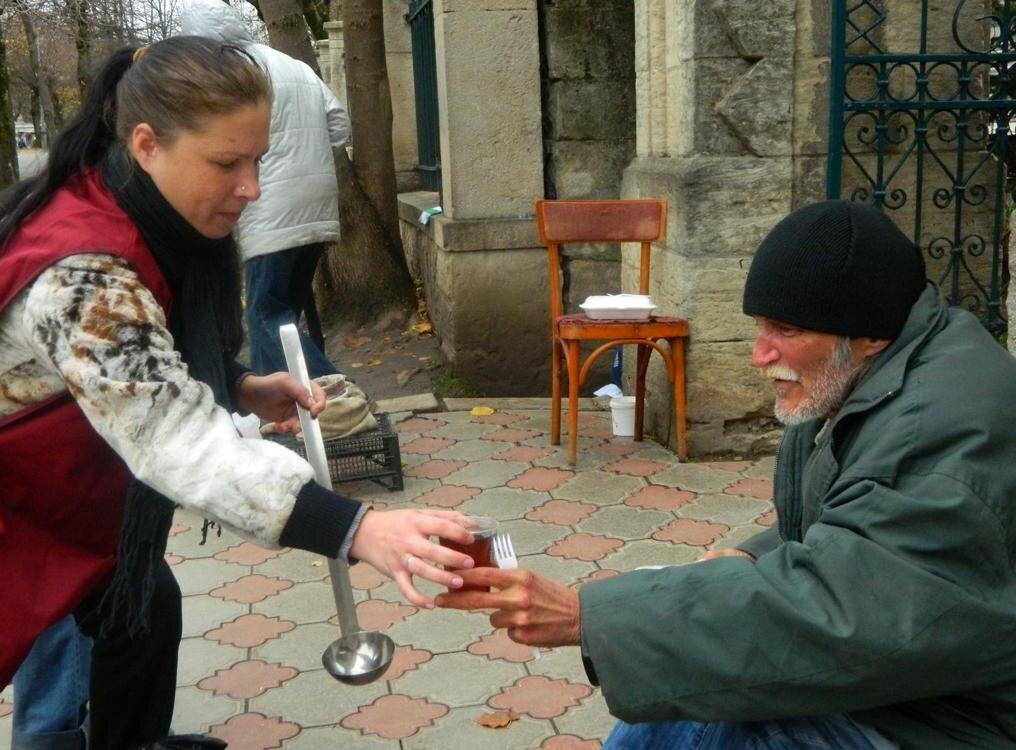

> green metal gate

[
  {"left": 827, "top": 0, "right": 1015, "bottom": 337},
  {"left": 407, "top": 0, "right": 441, "bottom": 192}
]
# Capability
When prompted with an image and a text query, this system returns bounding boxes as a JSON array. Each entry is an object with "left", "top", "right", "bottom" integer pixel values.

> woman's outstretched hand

[
  {"left": 349, "top": 509, "right": 476, "bottom": 608},
  {"left": 236, "top": 372, "right": 326, "bottom": 431}
]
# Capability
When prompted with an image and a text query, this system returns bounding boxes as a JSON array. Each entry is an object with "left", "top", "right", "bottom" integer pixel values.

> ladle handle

[{"left": 279, "top": 324, "right": 362, "bottom": 636}]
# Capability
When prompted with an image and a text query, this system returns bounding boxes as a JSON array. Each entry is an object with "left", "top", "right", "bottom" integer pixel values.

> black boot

[{"left": 142, "top": 735, "right": 228, "bottom": 750}]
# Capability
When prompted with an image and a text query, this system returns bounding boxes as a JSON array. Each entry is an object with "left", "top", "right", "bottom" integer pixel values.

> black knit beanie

[{"left": 742, "top": 200, "right": 927, "bottom": 339}]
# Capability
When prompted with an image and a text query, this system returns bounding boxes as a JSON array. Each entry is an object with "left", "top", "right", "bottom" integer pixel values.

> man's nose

[{"left": 751, "top": 335, "right": 779, "bottom": 369}]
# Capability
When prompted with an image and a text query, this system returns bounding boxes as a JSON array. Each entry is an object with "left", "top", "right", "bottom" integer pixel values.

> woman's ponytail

[{"left": 0, "top": 46, "right": 135, "bottom": 249}]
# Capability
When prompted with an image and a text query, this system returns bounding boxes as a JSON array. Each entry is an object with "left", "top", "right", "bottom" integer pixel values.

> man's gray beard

[{"left": 775, "top": 338, "right": 870, "bottom": 425}]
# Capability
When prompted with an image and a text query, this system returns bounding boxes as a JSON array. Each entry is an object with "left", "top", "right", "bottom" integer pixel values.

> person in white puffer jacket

[{"left": 180, "top": 0, "right": 349, "bottom": 378}]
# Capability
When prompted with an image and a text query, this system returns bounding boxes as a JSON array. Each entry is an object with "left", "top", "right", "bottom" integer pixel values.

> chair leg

[
  {"left": 567, "top": 340, "right": 581, "bottom": 466},
  {"left": 551, "top": 338, "right": 562, "bottom": 446},
  {"left": 634, "top": 344, "right": 650, "bottom": 441},
  {"left": 670, "top": 337, "right": 688, "bottom": 461}
]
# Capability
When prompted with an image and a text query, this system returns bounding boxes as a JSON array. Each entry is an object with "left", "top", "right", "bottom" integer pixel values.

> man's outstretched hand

[{"left": 435, "top": 568, "right": 582, "bottom": 648}]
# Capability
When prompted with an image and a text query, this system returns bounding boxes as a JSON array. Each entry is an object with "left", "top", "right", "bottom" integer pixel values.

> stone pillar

[
  {"left": 324, "top": 20, "right": 346, "bottom": 102},
  {"left": 622, "top": 0, "right": 798, "bottom": 455},
  {"left": 314, "top": 39, "right": 331, "bottom": 87},
  {"left": 433, "top": 0, "right": 544, "bottom": 220},
  {"left": 383, "top": 0, "right": 419, "bottom": 192}
]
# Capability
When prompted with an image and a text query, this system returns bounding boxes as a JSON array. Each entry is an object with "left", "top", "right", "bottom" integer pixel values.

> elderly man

[{"left": 438, "top": 200, "right": 1016, "bottom": 749}]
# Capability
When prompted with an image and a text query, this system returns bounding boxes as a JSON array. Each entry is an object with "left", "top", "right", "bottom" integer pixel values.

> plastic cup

[{"left": 440, "top": 516, "right": 497, "bottom": 591}]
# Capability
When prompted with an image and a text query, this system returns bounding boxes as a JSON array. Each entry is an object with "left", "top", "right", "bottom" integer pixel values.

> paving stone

[
  {"left": 282, "top": 725, "right": 392, "bottom": 748},
  {"left": 405, "top": 459, "right": 469, "bottom": 480},
  {"left": 654, "top": 518, "right": 730, "bottom": 546},
  {"left": 412, "top": 484, "right": 483, "bottom": 509},
  {"left": 253, "top": 622, "right": 346, "bottom": 671},
  {"left": 383, "top": 644, "right": 435, "bottom": 682},
  {"left": 167, "top": 511, "right": 245, "bottom": 559},
  {"left": 726, "top": 477, "right": 774, "bottom": 500},
  {"left": 715, "top": 522, "right": 772, "bottom": 550},
  {"left": 443, "top": 397, "right": 597, "bottom": 411},
  {"left": 213, "top": 541, "right": 288, "bottom": 567},
  {"left": 357, "top": 476, "right": 439, "bottom": 504},
  {"left": 489, "top": 675, "right": 593, "bottom": 719},
  {"left": 396, "top": 416, "right": 448, "bottom": 435},
  {"left": 533, "top": 448, "right": 613, "bottom": 472},
  {"left": 402, "top": 705, "right": 554, "bottom": 749},
  {"left": 525, "top": 644, "right": 592, "bottom": 687},
  {"left": 209, "top": 712, "right": 301, "bottom": 749},
  {"left": 470, "top": 411, "right": 531, "bottom": 425},
  {"left": 524, "top": 555, "right": 600, "bottom": 586},
  {"left": 459, "top": 487, "right": 552, "bottom": 521},
  {"left": 375, "top": 392, "right": 441, "bottom": 413},
  {"left": 249, "top": 667, "right": 387, "bottom": 729},
  {"left": 679, "top": 493, "right": 772, "bottom": 526},
  {"left": 176, "top": 636, "right": 245, "bottom": 687},
  {"left": 443, "top": 459, "right": 530, "bottom": 489},
  {"left": 253, "top": 579, "right": 352, "bottom": 625},
  {"left": 547, "top": 533, "right": 624, "bottom": 562},
  {"left": 206, "top": 613, "right": 296, "bottom": 648},
  {"left": 432, "top": 439, "right": 513, "bottom": 461},
  {"left": 181, "top": 594, "right": 248, "bottom": 639},
  {"left": 199, "top": 659, "right": 299, "bottom": 699},
  {"left": 602, "top": 458, "right": 670, "bottom": 477},
  {"left": 170, "top": 685, "right": 244, "bottom": 735},
  {"left": 468, "top": 627, "right": 545, "bottom": 664},
  {"left": 396, "top": 651, "right": 527, "bottom": 707},
  {"left": 699, "top": 460, "right": 754, "bottom": 472},
  {"left": 527, "top": 499, "right": 598, "bottom": 526},
  {"left": 651, "top": 464, "right": 742, "bottom": 493},
  {"left": 625, "top": 485, "right": 697, "bottom": 511},
  {"left": 743, "top": 455, "right": 777, "bottom": 478},
  {"left": 175, "top": 557, "right": 260, "bottom": 596},
  {"left": 210, "top": 574, "right": 293, "bottom": 604},
  {"left": 427, "top": 421, "right": 501, "bottom": 440},
  {"left": 494, "top": 445, "right": 557, "bottom": 462},
  {"left": 508, "top": 467, "right": 575, "bottom": 492},
  {"left": 402, "top": 435, "right": 457, "bottom": 455},
  {"left": 552, "top": 691, "right": 616, "bottom": 744},
  {"left": 598, "top": 539, "right": 700, "bottom": 572},
  {"left": 500, "top": 518, "right": 570, "bottom": 556},
  {"left": 483, "top": 427, "right": 544, "bottom": 443},
  {"left": 254, "top": 549, "right": 330, "bottom": 584},
  {"left": 341, "top": 694, "right": 449, "bottom": 741},
  {"left": 386, "top": 607, "right": 493, "bottom": 654},
  {"left": 576, "top": 505, "right": 674, "bottom": 541},
  {"left": 551, "top": 471, "right": 643, "bottom": 506}
]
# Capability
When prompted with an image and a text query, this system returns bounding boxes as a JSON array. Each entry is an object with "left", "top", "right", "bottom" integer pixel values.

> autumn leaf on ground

[
  {"left": 476, "top": 710, "right": 519, "bottom": 729},
  {"left": 367, "top": 359, "right": 382, "bottom": 366},
  {"left": 412, "top": 322, "right": 434, "bottom": 335},
  {"left": 342, "top": 335, "right": 371, "bottom": 349},
  {"left": 396, "top": 368, "right": 421, "bottom": 386},
  {"left": 350, "top": 362, "right": 365, "bottom": 368},
  {"left": 470, "top": 406, "right": 495, "bottom": 416},
  {"left": 418, "top": 356, "right": 431, "bottom": 362}
]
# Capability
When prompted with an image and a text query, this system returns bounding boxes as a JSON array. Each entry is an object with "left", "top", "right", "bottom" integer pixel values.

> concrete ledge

[
  {"left": 442, "top": 397, "right": 600, "bottom": 411},
  {"left": 375, "top": 393, "right": 442, "bottom": 414},
  {"left": 398, "top": 192, "right": 541, "bottom": 253}
]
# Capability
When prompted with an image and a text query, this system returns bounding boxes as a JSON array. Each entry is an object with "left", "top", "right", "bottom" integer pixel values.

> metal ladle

[{"left": 279, "top": 324, "right": 396, "bottom": 685}]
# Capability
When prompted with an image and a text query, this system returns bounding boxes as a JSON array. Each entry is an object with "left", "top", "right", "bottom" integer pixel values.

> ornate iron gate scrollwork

[{"left": 827, "top": 0, "right": 1015, "bottom": 337}]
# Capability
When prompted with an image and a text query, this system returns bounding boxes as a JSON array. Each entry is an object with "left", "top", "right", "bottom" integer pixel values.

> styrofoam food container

[{"left": 580, "top": 294, "right": 657, "bottom": 320}]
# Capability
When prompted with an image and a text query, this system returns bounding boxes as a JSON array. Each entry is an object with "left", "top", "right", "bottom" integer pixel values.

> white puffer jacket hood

[{"left": 180, "top": 0, "right": 350, "bottom": 260}]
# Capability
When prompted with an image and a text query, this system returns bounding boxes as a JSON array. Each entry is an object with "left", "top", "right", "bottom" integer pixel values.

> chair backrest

[{"left": 535, "top": 199, "right": 668, "bottom": 319}]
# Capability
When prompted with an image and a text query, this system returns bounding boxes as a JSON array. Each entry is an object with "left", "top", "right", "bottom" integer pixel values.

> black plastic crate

[{"left": 266, "top": 412, "right": 404, "bottom": 491}]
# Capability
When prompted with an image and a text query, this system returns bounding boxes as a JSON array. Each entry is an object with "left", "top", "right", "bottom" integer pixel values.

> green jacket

[{"left": 580, "top": 286, "right": 1016, "bottom": 748}]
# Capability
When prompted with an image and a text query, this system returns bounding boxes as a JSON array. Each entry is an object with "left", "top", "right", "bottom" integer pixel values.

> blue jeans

[
  {"left": 605, "top": 715, "right": 884, "bottom": 749},
  {"left": 12, "top": 616, "right": 91, "bottom": 750},
  {"left": 244, "top": 243, "right": 338, "bottom": 378}
]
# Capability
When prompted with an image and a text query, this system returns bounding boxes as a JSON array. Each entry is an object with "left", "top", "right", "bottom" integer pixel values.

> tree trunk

[
  {"left": 0, "top": 13, "right": 20, "bottom": 190},
  {"left": 18, "top": 3, "right": 57, "bottom": 148},
  {"left": 258, "top": 0, "right": 319, "bottom": 74},
  {"left": 46, "top": 72, "right": 64, "bottom": 131},
  {"left": 68, "top": 0, "right": 93, "bottom": 98}
]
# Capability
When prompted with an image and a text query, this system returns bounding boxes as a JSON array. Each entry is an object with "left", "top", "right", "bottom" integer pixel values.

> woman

[{"left": 0, "top": 37, "right": 473, "bottom": 750}]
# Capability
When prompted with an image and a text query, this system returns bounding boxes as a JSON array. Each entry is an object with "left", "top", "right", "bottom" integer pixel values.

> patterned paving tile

[
  {"left": 210, "top": 574, "right": 293, "bottom": 604},
  {"left": 459, "top": 487, "right": 551, "bottom": 521},
  {"left": 598, "top": 539, "right": 700, "bottom": 571},
  {"left": 551, "top": 692, "right": 616, "bottom": 746},
  {"left": 347, "top": 599, "right": 418, "bottom": 631},
  {"left": 382, "top": 644, "right": 434, "bottom": 681},
  {"left": 254, "top": 548, "right": 329, "bottom": 584},
  {"left": 525, "top": 555, "right": 601, "bottom": 586},
  {"left": 743, "top": 455, "right": 776, "bottom": 478},
  {"left": 532, "top": 443, "right": 612, "bottom": 472},
  {"left": 402, "top": 436, "right": 458, "bottom": 455},
  {"left": 543, "top": 734, "right": 603, "bottom": 749},
  {"left": 483, "top": 427, "right": 543, "bottom": 443},
  {"left": 624, "top": 485, "right": 696, "bottom": 511},
  {"left": 716, "top": 523, "right": 771, "bottom": 550},
  {"left": 198, "top": 659, "right": 298, "bottom": 699},
  {"left": 551, "top": 471, "right": 643, "bottom": 506},
  {"left": 253, "top": 578, "right": 351, "bottom": 624},
  {"left": 165, "top": 553, "right": 184, "bottom": 566},
  {"left": 341, "top": 694, "right": 449, "bottom": 740},
  {"left": 652, "top": 463, "right": 742, "bottom": 493},
  {"left": 680, "top": 493, "right": 772, "bottom": 526},
  {"left": 166, "top": 512, "right": 244, "bottom": 559},
  {"left": 402, "top": 705, "right": 554, "bottom": 750},
  {"left": 180, "top": 594, "right": 247, "bottom": 639},
  {"left": 357, "top": 476, "right": 440, "bottom": 505},
  {"left": 174, "top": 557, "right": 246, "bottom": 596},
  {"left": 250, "top": 668, "right": 387, "bottom": 729},
  {"left": 433, "top": 439, "right": 514, "bottom": 461},
  {"left": 575, "top": 569, "right": 621, "bottom": 586},
  {"left": 547, "top": 533, "right": 624, "bottom": 562},
  {"left": 726, "top": 477, "right": 774, "bottom": 500},
  {"left": 527, "top": 499, "right": 598, "bottom": 526},
  {"left": 397, "top": 651, "right": 527, "bottom": 707},
  {"left": 252, "top": 622, "right": 342, "bottom": 672},
  {"left": 494, "top": 445, "right": 557, "bottom": 462},
  {"left": 349, "top": 561, "right": 389, "bottom": 590},
  {"left": 757, "top": 509, "right": 776, "bottom": 526},
  {"left": 699, "top": 460, "right": 754, "bottom": 472},
  {"left": 489, "top": 675, "right": 592, "bottom": 719},
  {"left": 471, "top": 411, "right": 531, "bottom": 425},
  {"left": 176, "top": 635, "right": 245, "bottom": 687},
  {"left": 205, "top": 613, "right": 296, "bottom": 648},
  {"left": 592, "top": 440, "right": 641, "bottom": 456},
  {"left": 576, "top": 506, "right": 674, "bottom": 541},
  {"left": 386, "top": 607, "right": 493, "bottom": 654},
  {"left": 396, "top": 416, "right": 447, "bottom": 434},
  {"left": 602, "top": 458, "right": 669, "bottom": 477},
  {"left": 281, "top": 725, "right": 392, "bottom": 748},
  {"left": 412, "top": 484, "right": 483, "bottom": 508},
  {"left": 654, "top": 518, "right": 730, "bottom": 546},
  {"left": 508, "top": 467, "right": 575, "bottom": 491},
  {"left": 170, "top": 685, "right": 244, "bottom": 736},
  {"left": 436, "top": 459, "right": 527, "bottom": 490},
  {"left": 500, "top": 518, "right": 570, "bottom": 556},
  {"left": 209, "top": 713, "right": 300, "bottom": 749},
  {"left": 214, "top": 542, "right": 288, "bottom": 567},
  {"left": 427, "top": 421, "right": 500, "bottom": 441},
  {"left": 469, "top": 627, "right": 545, "bottom": 663},
  {"left": 405, "top": 459, "right": 470, "bottom": 480}
]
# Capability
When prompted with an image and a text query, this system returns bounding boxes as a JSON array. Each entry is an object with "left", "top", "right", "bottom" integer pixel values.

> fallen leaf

[
  {"left": 476, "top": 710, "right": 519, "bottom": 729},
  {"left": 412, "top": 322, "right": 434, "bottom": 335},
  {"left": 418, "top": 356, "right": 431, "bottom": 362},
  {"left": 367, "top": 358, "right": 382, "bottom": 366},
  {"left": 343, "top": 335, "right": 371, "bottom": 349},
  {"left": 396, "top": 368, "right": 420, "bottom": 386},
  {"left": 470, "top": 406, "right": 495, "bottom": 416},
  {"left": 311, "top": 561, "right": 323, "bottom": 567},
  {"left": 350, "top": 362, "right": 364, "bottom": 368}
]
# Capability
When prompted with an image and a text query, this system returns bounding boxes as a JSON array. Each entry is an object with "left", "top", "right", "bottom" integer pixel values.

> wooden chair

[{"left": 535, "top": 199, "right": 689, "bottom": 465}]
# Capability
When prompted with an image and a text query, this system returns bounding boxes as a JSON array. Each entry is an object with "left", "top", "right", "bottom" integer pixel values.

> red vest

[{"left": 0, "top": 170, "right": 172, "bottom": 685}]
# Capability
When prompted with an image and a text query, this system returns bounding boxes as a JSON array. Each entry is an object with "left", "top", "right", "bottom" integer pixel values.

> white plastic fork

[{"left": 493, "top": 531, "right": 542, "bottom": 660}]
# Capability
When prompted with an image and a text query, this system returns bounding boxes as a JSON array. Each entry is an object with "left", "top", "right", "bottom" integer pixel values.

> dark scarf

[{"left": 96, "top": 143, "right": 244, "bottom": 637}]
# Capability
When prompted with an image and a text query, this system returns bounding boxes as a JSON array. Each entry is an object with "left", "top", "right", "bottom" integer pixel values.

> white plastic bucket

[{"left": 609, "top": 396, "right": 637, "bottom": 437}]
